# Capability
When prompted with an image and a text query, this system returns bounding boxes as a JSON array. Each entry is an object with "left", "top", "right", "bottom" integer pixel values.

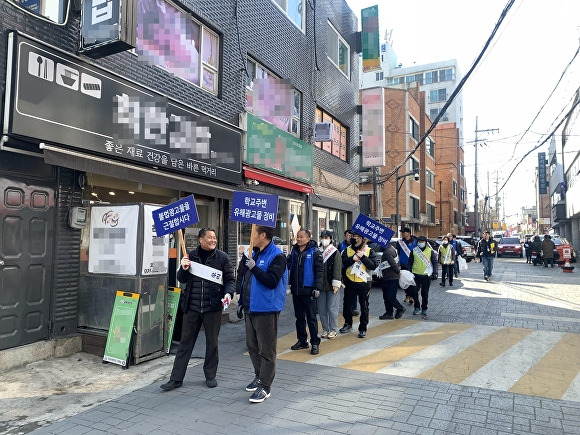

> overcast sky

[{"left": 346, "top": 0, "right": 580, "bottom": 223}]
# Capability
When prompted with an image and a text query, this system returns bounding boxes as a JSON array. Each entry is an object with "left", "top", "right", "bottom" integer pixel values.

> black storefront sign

[
  {"left": 538, "top": 152, "right": 547, "bottom": 195},
  {"left": 3, "top": 32, "right": 242, "bottom": 185}
]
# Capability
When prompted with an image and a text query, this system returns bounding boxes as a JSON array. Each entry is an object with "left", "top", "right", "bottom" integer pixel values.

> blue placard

[
  {"left": 352, "top": 214, "right": 395, "bottom": 248},
  {"left": 152, "top": 195, "right": 199, "bottom": 237},
  {"left": 231, "top": 191, "right": 279, "bottom": 227}
]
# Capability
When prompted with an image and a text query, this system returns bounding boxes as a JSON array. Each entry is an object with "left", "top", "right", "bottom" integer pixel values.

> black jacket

[
  {"left": 476, "top": 238, "right": 497, "bottom": 258},
  {"left": 380, "top": 244, "right": 401, "bottom": 281},
  {"left": 177, "top": 247, "right": 235, "bottom": 314},
  {"left": 287, "top": 240, "right": 324, "bottom": 296}
]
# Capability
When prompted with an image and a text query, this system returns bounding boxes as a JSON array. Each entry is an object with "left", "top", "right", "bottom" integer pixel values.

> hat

[
  {"left": 320, "top": 230, "right": 333, "bottom": 239},
  {"left": 417, "top": 235, "right": 427, "bottom": 242},
  {"left": 401, "top": 227, "right": 412, "bottom": 233}
]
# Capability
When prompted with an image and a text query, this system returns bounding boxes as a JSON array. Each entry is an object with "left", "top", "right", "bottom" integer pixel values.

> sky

[{"left": 346, "top": 0, "right": 580, "bottom": 224}]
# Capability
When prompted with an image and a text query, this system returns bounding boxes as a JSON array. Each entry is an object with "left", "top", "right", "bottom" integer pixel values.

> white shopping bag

[
  {"left": 457, "top": 255, "right": 468, "bottom": 271},
  {"left": 399, "top": 270, "right": 416, "bottom": 289}
]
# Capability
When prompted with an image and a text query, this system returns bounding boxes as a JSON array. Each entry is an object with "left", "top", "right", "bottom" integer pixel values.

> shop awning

[
  {"left": 243, "top": 166, "right": 313, "bottom": 194},
  {"left": 40, "top": 144, "right": 239, "bottom": 198}
]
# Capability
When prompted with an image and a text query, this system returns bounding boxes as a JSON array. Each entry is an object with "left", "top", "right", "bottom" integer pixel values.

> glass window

[
  {"left": 453, "top": 180, "right": 458, "bottom": 196},
  {"left": 9, "top": 0, "right": 68, "bottom": 24},
  {"left": 272, "top": 0, "right": 305, "bottom": 30},
  {"left": 460, "top": 162, "right": 465, "bottom": 176},
  {"left": 409, "top": 117, "right": 419, "bottom": 141},
  {"left": 430, "top": 89, "right": 447, "bottom": 103},
  {"left": 327, "top": 22, "right": 350, "bottom": 78},
  {"left": 375, "top": 71, "right": 384, "bottom": 81},
  {"left": 410, "top": 158, "right": 419, "bottom": 173},
  {"left": 426, "top": 169, "right": 435, "bottom": 189},
  {"left": 316, "top": 107, "right": 348, "bottom": 162},
  {"left": 426, "top": 137, "right": 434, "bottom": 157},
  {"left": 411, "top": 197, "right": 420, "bottom": 219},
  {"left": 427, "top": 204, "right": 436, "bottom": 223},
  {"left": 136, "top": 0, "right": 220, "bottom": 95},
  {"left": 454, "top": 210, "right": 458, "bottom": 225},
  {"left": 425, "top": 71, "right": 438, "bottom": 84}
]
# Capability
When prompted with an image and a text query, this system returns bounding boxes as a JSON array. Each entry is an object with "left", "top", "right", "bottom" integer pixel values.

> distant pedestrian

[
  {"left": 524, "top": 237, "right": 532, "bottom": 263},
  {"left": 318, "top": 230, "right": 342, "bottom": 340},
  {"left": 447, "top": 233, "right": 462, "bottom": 278},
  {"left": 407, "top": 235, "right": 438, "bottom": 316},
  {"left": 236, "top": 225, "right": 288, "bottom": 403},
  {"left": 160, "top": 228, "right": 235, "bottom": 392},
  {"left": 476, "top": 231, "right": 497, "bottom": 281},
  {"left": 287, "top": 229, "right": 323, "bottom": 355},
  {"left": 438, "top": 236, "right": 456, "bottom": 287},
  {"left": 339, "top": 233, "right": 379, "bottom": 338},
  {"left": 378, "top": 243, "right": 405, "bottom": 320},
  {"left": 397, "top": 227, "right": 417, "bottom": 305},
  {"left": 338, "top": 229, "right": 359, "bottom": 316},
  {"left": 541, "top": 234, "right": 556, "bottom": 268}
]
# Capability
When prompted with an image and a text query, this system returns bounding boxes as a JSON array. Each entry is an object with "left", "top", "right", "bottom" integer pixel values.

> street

[{"left": 1, "top": 257, "right": 579, "bottom": 434}]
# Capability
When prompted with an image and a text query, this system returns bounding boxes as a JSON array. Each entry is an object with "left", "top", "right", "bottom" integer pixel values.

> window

[
  {"left": 454, "top": 210, "right": 458, "bottom": 225},
  {"left": 327, "top": 22, "right": 350, "bottom": 78},
  {"left": 315, "top": 107, "right": 348, "bottom": 161},
  {"left": 426, "top": 169, "right": 435, "bottom": 189},
  {"left": 410, "top": 197, "right": 420, "bottom": 219},
  {"left": 359, "top": 195, "right": 372, "bottom": 216},
  {"left": 460, "top": 188, "right": 466, "bottom": 201},
  {"left": 460, "top": 162, "right": 465, "bottom": 176},
  {"left": 429, "top": 89, "right": 447, "bottom": 103},
  {"left": 452, "top": 180, "right": 457, "bottom": 196},
  {"left": 409, "top": 117, "right": 419, "bottom": 141},
  {"left": 427, "top": 204, "right": 436, "bottom": 223},
  {"left": 375, "top": 71, "right": 384, "bottom": 81},
  {"left": 426, "top": 137, "right": 434, "bottom": 157},
  {"left": 410, "top": 158, "right": 419, "bottom": 174},
  {"left": 429, "top": 108, "right": 448, "bottom": 122},
  {"left": 136, "top": 1, "right": 220, "bottom": 94},
  {"left": 425, "top": 71, "right": 438, "bottom": 84},
  {"left": 272, "top": 0, "right": 305, "bottom": 30},
  {"left": 440, "top": 68, "right": 453, "bottom": 82},
  {"left": 246, "top": 58, "right": 302, "bottom": 137},
  {"left": 8, "top": 0, "right": 68, "bottom": 24}
]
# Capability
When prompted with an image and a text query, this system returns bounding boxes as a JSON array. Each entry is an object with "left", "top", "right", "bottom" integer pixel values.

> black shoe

[
  {"left": 454, "top": 273, "right": 458, "bottom": 278},
  {"left": 290, "top": 341, "right": 309, "bottom": 350},
  {"left": 160, "top": 380, "right": 182, "bottom": 391},
  {"left": 206, "top": 378, "right": 217, "bottom": 388},
  {"left": 449, "top": 282, "right": 453, "bottom": 286},
  {"left": 394, "top": 307, "right": 406, "bottom": 319},
  {"left": 358, "top": 330, "right": 366, "bottom": 338},
  {"left": 352, "top": 310, "right": 360, "bottom": 316},
  {"left": 311, "top": 344, "right": 319, "bottom": 355},
  {"left": 249, "top": 387, "right": 270, "bottom": 403},
  {"left": 379, "top": 313, "right": 394, "bottom": 320},
  {"left": 246, "top": 377, "right": 260, "bottom": 392},
  {"left": 339, "top": 324, "right": 352, "bottom": 333},
  {"left": 439, "top": 282, "right": 445, "bottom": 287}
]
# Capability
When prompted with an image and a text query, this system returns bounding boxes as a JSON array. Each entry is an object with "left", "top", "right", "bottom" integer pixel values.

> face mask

[
  {"left": 443, "top": 241, "right": 448, "bottom": 245},
  {"left": 321, "top": 239, "right": 330, "bottom": 247},
  {"left": 349, "top": 238, "right": 358, "bottom": 247},
  {"left": 418, "top": 242, "right": 426, "bottom": 249}
]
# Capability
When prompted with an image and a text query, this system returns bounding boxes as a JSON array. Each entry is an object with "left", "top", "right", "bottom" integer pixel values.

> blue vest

[
  {"left": 248, "top": 241, "right": 288, "bottom": 313},
  {"left": 290, "top": 245, "right": 316, "bottom": 287},
  {"left": 399, "top": 238, "right": 417, "bottom": 266}
]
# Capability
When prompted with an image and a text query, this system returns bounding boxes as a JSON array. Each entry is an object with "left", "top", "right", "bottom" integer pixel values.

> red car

[{"left": 497, "top": 237, "right": 523, "bottom": 258}]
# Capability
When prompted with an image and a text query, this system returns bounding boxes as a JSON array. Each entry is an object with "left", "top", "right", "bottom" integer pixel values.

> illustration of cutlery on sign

[{"left": 37, "top": 56, "right": 43, "bottom": 77}]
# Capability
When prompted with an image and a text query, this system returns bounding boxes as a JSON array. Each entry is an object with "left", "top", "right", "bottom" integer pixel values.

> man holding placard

[{"left": 160, "top": 228, "right": 235, "bottom": 391}]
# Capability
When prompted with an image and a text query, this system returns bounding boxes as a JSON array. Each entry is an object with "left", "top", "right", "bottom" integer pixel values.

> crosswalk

[{"left": 276, "top": 316, "right": 580, "bottom": 402}]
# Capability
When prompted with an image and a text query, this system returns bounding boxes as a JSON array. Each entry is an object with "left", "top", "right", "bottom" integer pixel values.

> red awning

[{"left": 243, "top": 166, "right": 313, "bottom": 194}]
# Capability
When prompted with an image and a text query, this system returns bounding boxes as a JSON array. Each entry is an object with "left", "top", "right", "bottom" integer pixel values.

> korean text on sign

[
  {"left": 152, "top": 195, "right": 199, "bottom": 237},
  {"left": 230, "top": 191, "right": 279, "bottom": 228},
  {"left": 352, "top": 213, "right": 395, "bottom": 248}
]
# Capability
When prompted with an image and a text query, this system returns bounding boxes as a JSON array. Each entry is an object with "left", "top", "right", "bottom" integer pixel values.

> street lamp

[{"left": 394, "top": 166, "right": 420, "bottom": 232}]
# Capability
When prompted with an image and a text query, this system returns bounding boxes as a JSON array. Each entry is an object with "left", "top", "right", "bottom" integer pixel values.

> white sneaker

[
  {"left": 327, "top": 331, "right": 337, "bottom": 339},
  {"left": 320, "top": 330, "right": 329, "bottom": 339}
]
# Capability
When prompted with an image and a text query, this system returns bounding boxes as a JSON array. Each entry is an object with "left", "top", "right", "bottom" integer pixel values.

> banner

[
  {"left": 143, "top": 204, "right": 169, "bottom": 275},
  {"left": 361, "top": 88, "right": 385, "bottom": 167},
  {"left": 103, "top": 291, "right": 140, "bottom": 366},
  {"left": 538, "top": 152, "right": 547, "bottom": 194},
  {"left": 152, "top": 195, "right": 199, "bottom": 237},
  {"left": 88, "top": 205, "right": 139, "bottom": 275},
  {"left": 352, "top": 214, "right": 395, "bottom": 248},
  {"left": 361, "top": 6, "right": 381, "bottom": 72},
  {"left": 166, "top": 287, "right": 181, "bottom": 353},
  {"left": 230, "top": 191, "right": 279, "bottom": 227}
]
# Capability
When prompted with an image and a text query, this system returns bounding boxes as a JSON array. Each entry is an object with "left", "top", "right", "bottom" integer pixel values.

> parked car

[
  {"left": 538, "top": 235, "right": 577, "bottom": 263},
  {"left": 497, "top": 237, "right": 523, "bottom": 258},
  {"left": 456, "top": 235, "right": 477, "bottom": 247}
]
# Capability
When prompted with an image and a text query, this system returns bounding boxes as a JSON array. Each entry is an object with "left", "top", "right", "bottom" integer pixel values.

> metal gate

[{"left": 0, "top": 177, "right": 54, "bottom": 350}]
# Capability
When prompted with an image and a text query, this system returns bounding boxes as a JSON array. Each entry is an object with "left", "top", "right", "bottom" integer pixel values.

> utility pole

[
  {"left": 471, "top": 117, "right": 498, "bottom": 238},
  {"left": 372, "top": 166, "right": 382, "bottom": 220}
]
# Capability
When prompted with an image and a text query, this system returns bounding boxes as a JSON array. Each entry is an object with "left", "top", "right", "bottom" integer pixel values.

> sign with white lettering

[
  {"left": 352, "top": 214, "right": 395, "bottom": 248},
  {"left": 230, "top": 191, "right": 279, "bottom": 227},
  {"left": 538, "top": 152, "right": 547, "bottom": 194},
  {"left": 152, "top": 196, "right": 199, "bottom": 237}
]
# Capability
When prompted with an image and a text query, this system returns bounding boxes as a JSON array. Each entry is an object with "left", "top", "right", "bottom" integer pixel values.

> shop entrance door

[{"left": 0, "top": 177, "right": 54, "bottom": 350}]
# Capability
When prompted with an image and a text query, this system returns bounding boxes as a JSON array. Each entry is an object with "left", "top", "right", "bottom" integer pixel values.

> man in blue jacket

[{"left": 237, "top": 226, "right": 288, "bottom": 403}]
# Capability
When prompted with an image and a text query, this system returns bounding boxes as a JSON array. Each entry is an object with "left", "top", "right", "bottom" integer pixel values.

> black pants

[
  {"left": 343, "top": 283, "right": 370, "bottom": 332},
  {"left": 292, "top": 294, "right": 320, "bottom": 345},
  {"left": 382, "top": 279, "right": 404, "bottom": 315},
  {"left": 441, "top": 264, "right": 454, "bottom": 285},
  {"left": 411, "top": 274, "right": 431, "bottom": 310},
  {"left": 246, "top": 312, "right": 279, "bottom": 389},
  {"left": 544, "top": 257, "right": 554, "bottom": 267},
  {"left": 170, "top": 309, "right": 221, "bottom": 382}
]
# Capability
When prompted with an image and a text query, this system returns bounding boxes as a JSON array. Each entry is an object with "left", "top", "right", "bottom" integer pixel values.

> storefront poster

[
  {"left": 166, "top": 287, "right": 181, "bottom": 353},
  {"left": 230, "top": 191, "right": 279, "bottom": 227},
  {"left": 103, "top": 291, "right": 140, "bottom": 366},
  {"left": 88, "top": 205, "right": 139, "bottom": 275},
  {"left": 143, "top": 204, "right": 169, "bottom": 275},
  {"left": 152, "top": 195, "right": 199, "bottom": 237},
  {"left": 352, "top": 214, "right": 395, "bottom": 248}
]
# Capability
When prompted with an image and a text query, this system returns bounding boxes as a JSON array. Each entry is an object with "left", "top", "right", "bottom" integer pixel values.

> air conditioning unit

[{"left": 314, "top": 122, "right": 332, "bottom": 142}]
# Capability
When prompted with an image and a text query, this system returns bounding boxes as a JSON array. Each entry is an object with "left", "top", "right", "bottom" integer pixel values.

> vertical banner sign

[
  {"left": 538, "top": 152, "right": 547, "bottom": 194},
  {"left": 230, "top": 191, "right": 279, "bottom": 228},
  {"left": 152, "top": 195, "right": 199, "bottom": 237},
  {"left": 166, "top": 287, "right": 181, "bottom": 353},
  {"left": 103, "top": 291, "right": 140, "bottom": 366},
  {"left": 142, "top": 204, "right": 170, "bottom": 275},
  {"left": 89, "top": 205, "right": 140, "bottom": 275},
  {"left": 361, "top": 87, "right": 386, "bottom": 167},
  {"left": 352, "top": 214, "right": 395, "bottom": 248},
  {"left": 361, "top": 6, "right": 381, "bottom": 72}
]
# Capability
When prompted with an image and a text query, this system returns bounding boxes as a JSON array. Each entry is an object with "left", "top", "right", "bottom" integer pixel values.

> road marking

[
  {"left": 460, "top": 330, "right": 565, "bottom": 390},
  {"left": 563, "top": 372, "right": 580, "bottom": 402},
  {"left": 509, "top": 333, "right": 580, "bottom": 400},
  {"left": 416, "top": 327, "right": 533, "bottom": 384},
  {"left": 501, "top": 313, "right": 580, "bottom": 322}
]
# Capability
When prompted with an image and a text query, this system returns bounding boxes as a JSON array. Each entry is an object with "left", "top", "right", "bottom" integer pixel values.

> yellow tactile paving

[
  {"left": 417, "top": 327, "right": 533, "bottom": 383},
  {"left": 509, "top": 333, "right": 580, "bottom": 399},
  {"left": 341, "top": 323, "right": 473, "bottom": 372}
]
